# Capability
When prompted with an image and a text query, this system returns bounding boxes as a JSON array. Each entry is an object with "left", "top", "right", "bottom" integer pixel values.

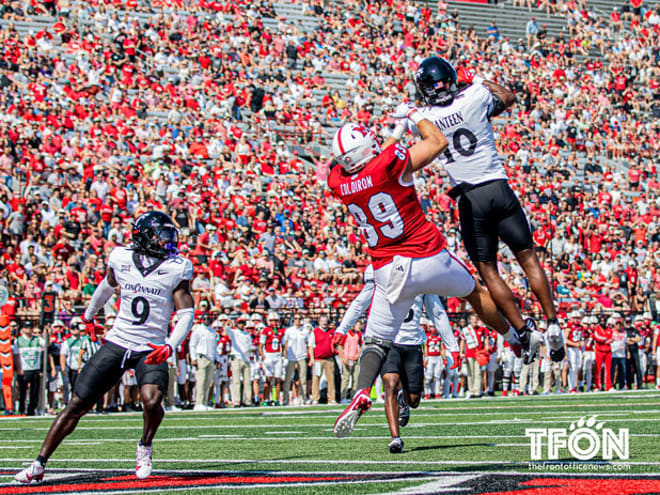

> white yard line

[
  {"left": 1, "top": 415, "right": 659, "bottom": 432},
  {"left": 1, "top": 396, "right": 658, "bottom": 422},
  {"left": 0, "top": 433, "right": 658, "bottom": 444},
  {"left": 1, "top": 458, "right": 659, "bottom": 466}
]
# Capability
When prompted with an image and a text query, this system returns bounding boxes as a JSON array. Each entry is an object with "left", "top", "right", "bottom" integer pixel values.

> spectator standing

[
  {"left": 285, "top": 40, "right": 298, "bottom": 70},
  {"left": 213, "top": 319, "right": 232, "bottom": 408},
  {"left": 338, "top": 319, "right": 363, "bottom": 403},
  {"left": 611, "top": 317, "right": 627, "bottom": 389},
  {"left": 565, "top": 312, "right": 584, "bottom": 393},
  {"left": 461, "top": 315, "right": 483, "bottom": 398},
  {"left": 14, "top": 321, "right": 43, "bottom": 415},
  {"left": 282, "top": 314, "right": 310, "bottom": 405},
  {"left": 189, "top": 313, "right": 217, "bottom": 411},
  {"left": 582, "top": 317, "right": 597, "bottom": 392},
  {"left": 625, "top": 316, "right": 643, "bottom": 389},
  {"left": 525, "top": 16, "right": 538, "bottom": 47},
  {"left": 59, "top": 318, "right": 85, "bottom": 404},
  {"left": 309, "top": 315, "right": 336, "bottom": 405},
  {"left": 226, "top": 315, "right": 254, "bottom": 407}
]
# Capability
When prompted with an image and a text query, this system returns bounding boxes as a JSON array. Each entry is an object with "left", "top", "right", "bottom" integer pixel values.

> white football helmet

[{"left": 331, "top": 123, "right": 381, "bottom": 174}]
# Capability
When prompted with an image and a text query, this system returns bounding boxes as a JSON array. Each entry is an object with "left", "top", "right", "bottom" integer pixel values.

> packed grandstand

[{"left": 0, "top": 0, "right": 659, "bottom": 415}]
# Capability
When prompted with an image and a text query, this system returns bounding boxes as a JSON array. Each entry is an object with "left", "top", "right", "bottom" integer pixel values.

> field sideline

[{"left": 0, "top": 391, "right": 659, "bottom": 494}]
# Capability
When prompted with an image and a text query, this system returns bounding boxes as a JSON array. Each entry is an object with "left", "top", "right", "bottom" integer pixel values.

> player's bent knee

[
  {"left": 381, "top": 374, "right": 398, "bottom": 391},
  {"left": 409, "top": 395, "right": 421, "bottom": 408},
  {"left": 66, "top": 395, "right": 95, "bottom": 417}
]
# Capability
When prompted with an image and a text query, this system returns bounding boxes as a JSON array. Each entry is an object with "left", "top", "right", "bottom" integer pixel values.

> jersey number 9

[{"left": 131, "top": 296, "right": 151, "bottom": 325}]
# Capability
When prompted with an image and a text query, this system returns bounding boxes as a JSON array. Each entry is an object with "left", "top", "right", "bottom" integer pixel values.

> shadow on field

[{"left": 407, "top": 442, "right": 492, "bottom": 453}]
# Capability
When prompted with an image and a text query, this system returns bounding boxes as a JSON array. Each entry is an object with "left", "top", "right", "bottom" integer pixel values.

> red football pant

[{"left": 595, "top": 350, "right": 612, "bottom": 391}]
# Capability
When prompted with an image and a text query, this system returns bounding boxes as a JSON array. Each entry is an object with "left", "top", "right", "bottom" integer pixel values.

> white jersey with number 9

[{"left": 105, "top": 246, "right": 194, "bottom": 352}]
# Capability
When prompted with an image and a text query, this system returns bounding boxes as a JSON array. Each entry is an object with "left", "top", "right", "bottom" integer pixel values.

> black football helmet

[
  {"left": 132, "top": 211, "right": 179, "bottom": 259},
  {"left": 414, "top": 57, "right": 458, "bottom": 107}
]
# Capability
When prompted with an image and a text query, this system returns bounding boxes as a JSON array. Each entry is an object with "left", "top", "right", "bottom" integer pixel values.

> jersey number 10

[{"left": 442, "top": 128, "right": 478, "bottom": 163}]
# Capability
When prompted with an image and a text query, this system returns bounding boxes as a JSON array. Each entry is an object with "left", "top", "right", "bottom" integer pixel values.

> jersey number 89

[{"left": 348, "top": 192, "right": 404, "bottom": 248}]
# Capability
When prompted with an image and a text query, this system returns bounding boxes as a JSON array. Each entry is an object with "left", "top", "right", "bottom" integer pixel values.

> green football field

[{"left": 0, "top": 391, "right": 658, "bottom": 494}]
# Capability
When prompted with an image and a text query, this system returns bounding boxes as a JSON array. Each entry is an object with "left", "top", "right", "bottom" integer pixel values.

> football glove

[
  {"left": 449, "top": 351, "right": 461, "bottom": 370},
  {"left": 145, "top": 343, "right": 173, "bottom": 365},
  {"left": 332, "top": 332, "right": 345, "bottom": 348},
  {"left": 390, "top": 102, "right": 424, "bottom": 125},
  {"left": 456, "top": 66, "right": 484, "bottom": 87},
  {"left": 80, "top": 315, "right": 98, "bottom": 335}
]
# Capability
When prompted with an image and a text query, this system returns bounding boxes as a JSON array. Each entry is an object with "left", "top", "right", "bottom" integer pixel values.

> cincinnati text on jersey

[
  {"left": 122, "top": 283, "right": 163, "bottom": 296},
  {"left": 433, "top": 111, "right": 465, "bottom": 131},
  {"left": 339, "top": 175, "right": 374, "bottom": 196}
]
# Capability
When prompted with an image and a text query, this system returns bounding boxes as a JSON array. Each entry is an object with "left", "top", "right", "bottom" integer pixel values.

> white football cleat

[
  {"left": 14, "top": 460, "right": 45, "bottom": 485},
  {"left": 136, "top": 442, "right": 153, "bottom": 480},
  {"left": 333, "top": 388, "right": 372, "bottom": 438}
]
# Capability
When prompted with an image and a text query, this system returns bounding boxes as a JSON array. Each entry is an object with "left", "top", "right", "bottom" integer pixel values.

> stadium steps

[
  {"left": 424, "top": 1, "right": 568, "bottom": 42},
  {"left": 585, "top": 0, "right": 660, "bottom": 16}
]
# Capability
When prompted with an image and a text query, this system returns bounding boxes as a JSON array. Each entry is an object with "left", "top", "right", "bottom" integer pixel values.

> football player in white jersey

[
  {"left": 333, "top": 264, "right": 460, "bottom": 450},
  {"left": 16, "top": 212, "right": 195, "bottom": 485},
  {"left": 380, "top": 294, "right": 457, "bottom": 454},
  {"left": 409, "top": 56, "right": 562, "bottom": 365}
]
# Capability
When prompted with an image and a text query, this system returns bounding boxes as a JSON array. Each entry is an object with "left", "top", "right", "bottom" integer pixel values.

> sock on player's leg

[
  {"left": 502, "top": 327, "right": 521, "bottom": 346},
  {"left": 357, "top": 351, "right": 386, "bottom": 391}
]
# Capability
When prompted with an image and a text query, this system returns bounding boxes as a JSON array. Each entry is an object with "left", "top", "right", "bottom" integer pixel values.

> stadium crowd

[{"left": 0, "top": 0, "right": 659, "bottom": 414}]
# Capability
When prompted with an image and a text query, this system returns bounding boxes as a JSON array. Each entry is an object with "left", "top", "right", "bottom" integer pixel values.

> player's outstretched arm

[
  {"left": 82, "top": 269, "right": 118, "bottom": 322},
  {"left": 407, "top": 118, "right": 448, "bottom": 172},
  {"left": 389, "top": 102, "right": 448, "bottom": 176},
  {"left": 336, "top": 280, "right": 374, "bottom": 336}
]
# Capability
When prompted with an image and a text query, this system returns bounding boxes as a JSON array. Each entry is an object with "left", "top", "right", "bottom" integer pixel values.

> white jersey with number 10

[
  {"left": 413, "top": 83, "right": 508, "bottom": 187},
  {"left": 105, "top": 246, "right": 194, "bottom": 352}
]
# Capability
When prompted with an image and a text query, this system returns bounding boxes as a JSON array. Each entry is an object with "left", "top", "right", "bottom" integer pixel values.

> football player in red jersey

[
  {"left": 331, "top": 104, "right": 533, "bottom": 438},
  {"left": 424, "top": 323, "right": 443, "bottom": 399},
  {"left": 443, "top": 326, "right": 463, "bottom": 399},
  {"left": 259, "top": 312, "right": 284, "bottom": 405},
  {"left": 213, "top": 320, "right": 232, "bottom": 408},
  {"left": 582, "top": 316, "right": 596, "bottom": 392}
]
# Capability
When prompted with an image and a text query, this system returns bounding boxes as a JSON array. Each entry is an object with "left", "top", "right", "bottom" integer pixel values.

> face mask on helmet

[
  {"left": 331, "top": 123, "right": 381, "bottom": 174},
  {"left": 415, "top": 57, "right": 458, "bottom": 107},
  {"left": 132, "top": 212, "right": 180, "bottom": 259}
]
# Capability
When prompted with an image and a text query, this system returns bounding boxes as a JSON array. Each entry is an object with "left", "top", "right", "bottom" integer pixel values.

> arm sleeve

[
  {"left": 423, "top": 294, "right": 459, "bottom": 353},
  {"left": 336, "top": 280, "right": 375, "bottom": 335},
  {"left": 83, "top": 276, "right": 116, "bottom": 321},
  {"left": 167, "top": 308, "right": 194, "bottom": 352}
]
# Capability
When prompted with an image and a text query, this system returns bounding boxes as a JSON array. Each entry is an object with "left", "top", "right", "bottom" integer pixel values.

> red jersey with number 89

[{"left": 328, "top": 143, "right": 445, "bottom": 269}]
